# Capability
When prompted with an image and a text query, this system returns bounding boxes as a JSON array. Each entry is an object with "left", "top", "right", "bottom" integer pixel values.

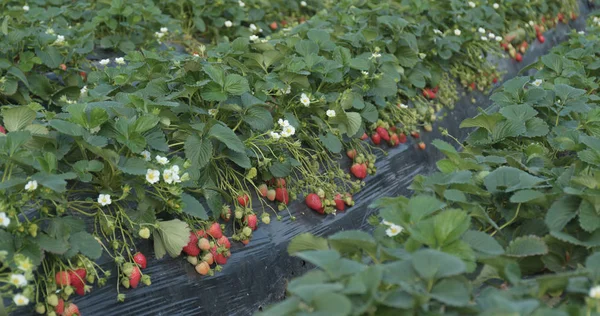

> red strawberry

[
  {"left": 55, "top": 299, "right": 64, "bottom": 314},
  {"left": 571, "top": 12, "right": 577, "bottom": 21},
  {"left": 59, "top": 63, "right": 67, "bottom": 71},
  {"left": 237, "top": 194, "right": 249, "bottom": 207},
  {"left": 432, "top": 86, "right": 439, "bottom": 93},
  {"left": 492, "top": 77, "right": 498, "bottom": 84},
  {"left": 269, "top": 21, "right": 278, "bottom": 30},
  {"left": 258, "top": 184, "right": 268, "bottom": 197},
  {"left": 79, "top": 71, "right": 87, "bottom": 81},
  {"left": 469, "top": 82, "right": 476, "bottom": 90},
  {"left": 275, "top": 178, "right": 286, "bottom": 188},
  {"left": 376, "top": 127, "right": 390, "bottom": 141},
  {"left": 69, "top": 268, "right": 86, "bottom": 295},
  {"left": 0, "top": 126, "right": 5, "bottom": 134},
  {"left": 515, "top": 53, "right": 523, "bottom": 62},
  {"left": 182, "top": 232, "right": 200, "bottom": 256},
  {"left": 55, "top": 271, "right": 70, "bottom": 286},
  {"left": 500, "top": 42, "right": 509, "bottom": 51},
  {"left": 245, "top": 214, "right": 258, "bottom": 230},
  {"left": 537, "top": 35, "right": 545, "bottom": 43},
  {"left": 74, "top": 284, "right": 85, "bottom": 296},
  {"left": 196, "top": 230, "right": 207, "bottom": 238},
  {"left": 133, "top": 252, "right": 147, "bottom": 269},
  {"left": 410, "top": 131, "right": 420, "bottom": 139},
  {"left": 62, "top": 303, "right": 79, "bottom": 316},
  {"left": 305, "top": 193, "right": 324, "bottom": 214},
  {"left": 371, "top": 133, "right": 381, "bottom": 145},
  {"left": 241, "top": 239, "right": 250, "bottom": 245},
  {"left": 281, "top": 20, "right": 288, "bottom": 27},
  {"left": 217, "top": 236, "right": 231, "bottom": 249},
  {"left": 417, "top": 142, "right": 426, "bottom": 150},
  {"left": 390, "top": 133, "right": 400, "bottom": 147},
  {"left": 266, "top": 189, "right": 276, "bottom": 201},
  {"left": 275, "top": 187, "right": 289, "bottom": 204},
  {"left": 346, "top": 149, "right": 357, "bottom": 160},
  {"left": 360, "top": 133, "right": 368, "bottom": 140},
  {"left": 390, "top": 126, "right": 397, "bottom": 132},
  {"left": 207, "top": 222, "right": 223, "bottom": 239},
  {"left": 210, "top": 246, "right": 228, "bottom": 265},
  {"left": 334, "top": 194, "right": 345, "bottom": 211},
  {"left": 350, "top": 163, "right": 367, "bottom": 179},
  {"left": 129, "top": 266, "right": 141, "bottom": 288},
  {"left": 398, "top": 133, "right": 407, "bottom": 144},
  {"left": 558, "top": 13, "right": 564, "bottom": 23}
]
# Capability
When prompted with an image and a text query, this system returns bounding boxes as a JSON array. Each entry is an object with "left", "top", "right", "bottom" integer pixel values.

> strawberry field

[{"left": 1, "top": 0, "right": 599, "bottom": 315}]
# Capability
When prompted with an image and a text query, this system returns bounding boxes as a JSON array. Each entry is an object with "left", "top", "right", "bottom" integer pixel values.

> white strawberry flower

[
  {"left": 80, "top": 85, "right": 88, "bottom": 95},
  {"left": 468, "top": 1, "right": 476, "bottom": 8},
  {"left": 481, "top": 36, "right": 488, "bottom": 41},
  {"left": 13, "top": 294, "right": 29, "bottom": 306},
  {"left": 141, "top": 150, "right": 151, "bottom": 161},
  {"left": 454, "top": 29, "right": 461, "bottom": 36},
  {"left": 208, "top": 109, "right": 218, "bottom": 116},
  {"left": 0, "top": 212, "right": 10, "bottom": 227},
  {"left": 155, "top": 31, "right": 165, "bottom": 39},
  {"left": 370, "top": 52, "right": 382, "bottom": 59},
  {"left": 160, "top": 27, "right": 168, "bottom": 33},
  {"left": 249, "top": 35, "right": 259, "bottom": 42},
  {"left": 162, "top": 169, "right": 174, "bottom": 184},
  {"left": 590, "top": 285, "right": 600, "bottom": 299},
  {"left": 495, "top": 36, "right": 503, "bottom": 42},
  {"left": 97, "top": 194, "right": 112, "bottom": 206},
  {"left": 488, "top": 33, "right": 495, "bottom": 39},
  {"left": 239, "top": 0, "right": 245, "bottom": 7},
  {"left": 224, "top": 20, "right": 233, "bottom": 28},
  {"left": 146, "top": 169, "right": 160, "bottom": 184},
  {"left": 284, "top": 85, "right": 291, "bottom": 94},
  {"left": 281, "top": 125, "right": 296, "bottom": 138},
  {"left": 53, "top": 35, "right": 65, "bottom": 45},
  {"left": 17, "top": 258, "right": 33, "bottom": 272},
  {"left": 382, "top": 220, "right": 394, "bottom": 226},
  {"left": 433, "top": 29, "right": 442, "bottom": 35},
  {"left": 45, "top": 28, "right": 55, "bottom": 35},
  {"left": 478, "top": 27, "right": 485, "bottom": 34},
  {"left": 23, "top": 5, "right": 29, "bottom": 11},
  {"left": 99, "top": 59, "right": 110, "bottom": 66},
  {"left": 386, "top": 224, "right": 404, "bottom": 237},
  {"left": 10, "top": 274, "right": 27, "bottom": 287},
  {"left": 300, "top": 1, "right": 307, "bottom": 7},
  {"left": 578, "top": 31, "right": 585, "bottom": 35},
  {"left": 532, "top": 79, "right": 543, "bottom": 87},
  {"left": 399, "top": 103, "right": 408, "bottom": 109},
  {"left": 300, "top": 93, "right": 310, "bottom": 106},
  {"left": 326, "top": 110, "right": 336, "bottom": 118},
  {"left": 156, "top": 155, "right": 169, "bottom": 165},
  {"left": 25, "top": 180, "right": 38, "bottom": 192},
  {"left": 362, "top": 70, "right": 369, "bottom": 76},
  {"left": 493, "top": 3, "right": 499, "bottom": 9},
  {"left": 528, "top": 20, "right": 535, "bottom": 26},
  {"left": 270, "top": 131, "right": 281, "bottom": 140},
  {"left": 278, "top": 119, "right": 290, "bottom": 127},
  {"left": 249, "top": 24, "right": 257, "bottom": 32},
  {"left": 594, "top": 17, "right": 599, "bottom": 23},
  {"left": 114, "top": 57, "right": 125, "bottom": 65}
]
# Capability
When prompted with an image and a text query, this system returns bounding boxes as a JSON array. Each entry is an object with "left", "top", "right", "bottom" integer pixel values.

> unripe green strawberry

[
  {"left": 262, "top": 213, "right": 271, "bottom": 225},
  {"left": 187, "top": 256, "right": 198, "bottom": 265},
  {"left": 242, "top": 226, "right": 253, "bottom": 237},
  {"left": 138, "top": 227, "right": 151, "bottom": 239},
  {"left": 121, "top": 278, "right": 130, "bottom": 288},
  {"left": 47, "top": 294, "right": 59, "bottom": 306},
  {"left": 35, "top": 303, "right": 45, "bottom": 314}
]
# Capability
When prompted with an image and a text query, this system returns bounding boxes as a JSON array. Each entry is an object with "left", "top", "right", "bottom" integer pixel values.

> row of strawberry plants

[
  {"left": 0, "top": 0, "right": 582, "bottom": 314},
  {"left": 259, "top": 15, "right": 600, "bottom": 315}
]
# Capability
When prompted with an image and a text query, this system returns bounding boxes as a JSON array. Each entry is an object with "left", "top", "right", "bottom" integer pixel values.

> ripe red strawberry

[
  {"left": 210, "top": 246, "right": 228, "bottom": 265},
  {"left": 59, "top": 63, "right": 67, "bottom": 71},
  {"left": 0, "top": 126, "right": 5, "bottom": 134},
  {"left": 346, "top": 149, "right": 357, "bottom": 160},
  {"left": 390, "top": 133, "right": 400, "bottom": 147},
  {"left": 515, "top": 53, "right": 523, "bottom": 62},
  {"left": 269, "top": 21, "right": 278, "bottom": 30},
  {"left": 500, "top": 42, "right": 508, "bottom": 51},
  {"left": 237, "top": 194, "right": 249, "bottom": 207},
  {"left": 537, "top": 35, "right": 545, "bottom": 43},
  {"left": 245, "top": 214, "right": 258, "bottom": 230},
  {"left": 133, "top": 252, "right": 147, "bottom": 269},
  {"left": 79, "top": 71, "right": 87, "bottom": 81},
  {"left": 492, "top": 77, "right": 498, "bottom": 84},
  {"left": 418, "top": 142, "right": 426, "bottom": 150},
  {"left": 182, "top": 232, "right": 200, "bottom": 256},
  {"left": 198, "top": 238, "right": 211, "bottom": 251},
  {"left": 69, "top": 268, "right": 86, "bottom": 295},
  {"left": 350, "top": 163, "right": 367, "bottom": 179},
  {"left": 432, "top": 86, "right": 439, "bottom": 93},
  {"left": 390, "top": 126, "right": 397, "bottom": 132},
  {"left": 196, "top": 229, "right": 207, "bottom": 238},
  {"left": 398, "top": 133, "right": 407, "bottom": 144},
  {"left": 281, "top": 20, "right": 288, "bottom": 27},
  {"left": 360, "top": 133, "right": 368, "bottom": 140},
  {"left": 275, "top": 178, "right": 286, "bottom": 188},
  {"left": 74, "top": 284, "right": 85, "bottom": 296},
  {"left": 258, "top": 184, "right": 268, "bottom": 197},
  {"left": 217, "top": 236, "right": 231, "bottom": 249},
  {"left": 207, "top": 222, "right": 223, "bottom": 239},
  {"left": 371, "top": 133, "right": 381, "bottom": 145},
  {"left": 266, "top": 189, "right": 276, "bottom": 201},
  {"left": 334, "top": 194, "right": 345, "bottom": 211},
  {"left": 469, "top": 82, "right": 476, "bottom": 90},
  {"left": 305, "top": 193, "right": 324, "bottom": 214},
  {"left": 275, "top": 187, "right": 289, "bottom": 204},
  {"left": 410, "top": 131, "right": 420, "bottom": 139},
  {"left": 376, "top": 127, "right": 390, "bottom": 141},
  {"left": 62, "top": 303, "right": 79, "bottom": 316},
  {"left": 55, "top": 271, "right": 70, "bottom": 286},
  {"left": 129, "top": 266, "right": 141, "bottom": 288},
  {"left": 55, "top": 299, "right": 64, "bottom": 314},
  {"left": 557, "top": 13, "right": 564, "bottom": 23}
]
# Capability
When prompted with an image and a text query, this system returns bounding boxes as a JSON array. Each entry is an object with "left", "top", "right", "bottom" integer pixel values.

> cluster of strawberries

[
  {"left": 182, "top": 223, "right": 233, "bottom": 276},
  {"left": 305, "top": 190, "right": 354, "bottom": 214}
]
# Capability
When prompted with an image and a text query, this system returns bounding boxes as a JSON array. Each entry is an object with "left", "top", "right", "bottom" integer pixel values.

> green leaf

[
  {"left": 269, "top": 160, "right": 292, "bottom": 177},
  {"left": 155, "top": 219, "right": 190, "bottom": 259},
  {"left": 203, "top": 64, "right": 225, "bottom": 85},
  {"left": 430, "top": 279, "right": 470, "bottom": 306},
  {"left": 585, "top": 252, "right": 600, "bottom": 282},
  {"left": 181, "top": 193, "right": 208, "bottom": 220},
  {"left": 344, "top": 112, "right": 362, "bottom": 137},
  {"left": 411, "top": 249, "right": 465, "bottom": 280},
  {"left": 295, "top": 40, "right": 319, "bottom": 56},
  {"left": 35, "top": 46, "right": 62, "bottom": 68},
  {"left": 184, "top": 135, "right": 213, "bottom": 169},
  {"left": 224, "top": 149, "right": 251, "bottom": 169},
  {"left": 49, "top": 119, "right": 85, "bottom": 136},
  {"left": 460, "top": 113, "right": 504, "bottom": 133},
  {"left": 208, "top": 124, "right": 245, "bottom": 153},
  {"left": 36, "top": 233, "right": 69, "bottom": 254},
  {"left": 500, "top": 104, "right": 538, "bottom": 121},
  {"left": 505, "top": 235, "right": 548, "bottom": 257},
  {"left": 311, "top": 292, "right": 352, "bottom": 315},
  {"left": 2, "top": 106, "right": 36, "bottom": 132},
  {"left": 433, "top": 209, "right": 470, "bottom": 246},
  {"left": 579, "top": 200, "right": 600, "bottom": 232},
  {"left": 69, "top": 232, "right": 102, "bottom": 260},
  {"left": 134, "top": 114, "right": 159, "bottom": 133},
  {"left": 510, "top": 190, "right": 545, "bottom": 203},
  {"left": 462, "top": 230, "right": 504, "bottom": 255},
  {"left": 288, "top": 233, "right": 329, "bottom": 255},
  {"left": 224, "top": 74, "right": 249, "bottom": 95},
  {"left": 328, "top": 230, "right": 377, "bottom": 254},
  {"left": 243, "top": 107, "right": 273, "bottom": 131},
  {"left": 408, "top": 195, "right": 446, "bottom": 222},
  {"left": 319, "top": 132, "right": 342, "bottom": 153},
  {"left": 541, "top": 54, "right": 563, "bottom": 74},
  {"left": 484, "top": 167, "right": 546, "bottom": 193},
  {"left": 545, "top": 196, "right": 580, "bottom": 231},
  {"left": 117, "top": 157, "right": 147, "bottom": 175},
  {"left": 33, "top": 172, "right": 76, "bottom": 193}
]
